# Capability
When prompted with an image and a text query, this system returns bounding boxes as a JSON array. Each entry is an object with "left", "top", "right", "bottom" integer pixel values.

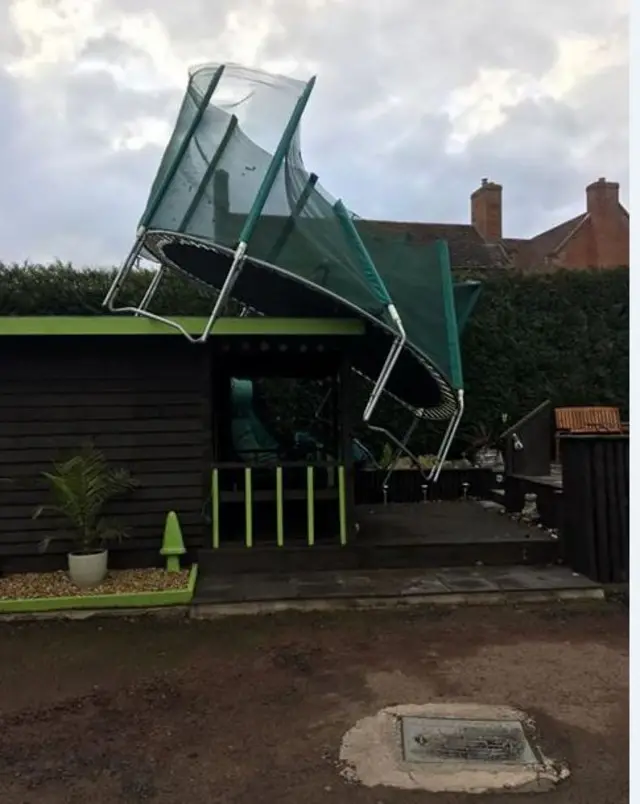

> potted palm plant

[{"left": 34, "top": 442, "right": 138, "bottom": 588}]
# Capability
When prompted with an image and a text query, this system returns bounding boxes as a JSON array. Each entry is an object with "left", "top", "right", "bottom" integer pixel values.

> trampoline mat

[{"left": 145, "top": 231, "right": 454, "bottom": 415}]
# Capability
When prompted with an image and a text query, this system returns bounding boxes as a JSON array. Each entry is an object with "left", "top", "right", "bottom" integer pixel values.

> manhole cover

[{"left": 401, "top": 717, "right": 538, "bottom": 765}]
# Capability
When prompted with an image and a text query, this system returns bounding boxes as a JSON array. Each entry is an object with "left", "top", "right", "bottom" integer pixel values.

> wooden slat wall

[
  {"left": 560, "top": 435, "right": 629, "bottom": 584},
  {"left": 0, "top": 336, "right": 211, "bottom": 572}
]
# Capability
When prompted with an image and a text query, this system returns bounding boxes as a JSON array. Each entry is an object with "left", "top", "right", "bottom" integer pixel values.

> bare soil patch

[{"left": 0, "top": 600, "right": 628, "bottom": 803}]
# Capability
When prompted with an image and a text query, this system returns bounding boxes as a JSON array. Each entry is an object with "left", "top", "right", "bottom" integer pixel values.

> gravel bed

[{"left": 0, "top": 569, "right": 190, "bottom": 600}]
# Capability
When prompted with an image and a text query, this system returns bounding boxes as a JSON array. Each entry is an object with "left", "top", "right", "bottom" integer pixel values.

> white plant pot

[{"left": 68, "top": 550, "right": 108, "bottom": 588}]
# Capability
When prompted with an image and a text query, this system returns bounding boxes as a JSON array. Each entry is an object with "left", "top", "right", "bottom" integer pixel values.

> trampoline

[{"left": 103, "top": 63, "right": 482, "bottom": 481}]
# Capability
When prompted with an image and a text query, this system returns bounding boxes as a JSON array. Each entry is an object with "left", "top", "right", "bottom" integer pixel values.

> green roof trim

[{"left": 0, "top": 316, "right": 365, "bottom": 337}]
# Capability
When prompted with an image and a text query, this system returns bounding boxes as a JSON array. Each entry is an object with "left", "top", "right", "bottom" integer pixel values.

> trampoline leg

[
  {"left": 197, "top": 241, "right": 248, "bottom": 343},
  {"left": 367, "top": 423, "right": 428, "bottom": 503},
  {"left": 380, "top": 415, "right": 421, "bottom": 490},
  {"left": 135, "top": 265, "right": 165, "bottom": 315},
  {"left": 363, "top": 304, "right": 406, "bottom": 423},
  {"left": 426, "top": 413, "right": 457, "bottom": 484},
  {"left": 102, "top": 235, "right": 202, "bottom": 342},
  {"left": 430, "top": 390, "right": 465, "bottom": 485},
  {"left": 314, "top": 387, "right": 332, "bottom": 419},
  {"left": 102, "top": 229, "right": 146, "bottom": 311}
]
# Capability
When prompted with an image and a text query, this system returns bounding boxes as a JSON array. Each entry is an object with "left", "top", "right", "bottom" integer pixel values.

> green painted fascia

[
  {"left": 0, "top": 317, "right": 365, "bottom": 338},
  {"left": 0, "top": 565, "right": 198, "bottom": 614}
]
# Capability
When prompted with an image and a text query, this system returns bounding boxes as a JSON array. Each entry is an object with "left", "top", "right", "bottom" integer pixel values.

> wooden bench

[{"left": 554, "top": 406, "right": 623, "bottom": 462}]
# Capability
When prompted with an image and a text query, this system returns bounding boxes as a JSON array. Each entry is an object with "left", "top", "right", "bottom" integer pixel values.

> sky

[{"left": 0, "top": 0, "right": 629, "bottom": 266}]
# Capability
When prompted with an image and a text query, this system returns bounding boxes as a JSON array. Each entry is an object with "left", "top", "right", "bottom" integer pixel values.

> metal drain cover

[{"left": 401, "top": 717, "right": 538, "bottom": 765}]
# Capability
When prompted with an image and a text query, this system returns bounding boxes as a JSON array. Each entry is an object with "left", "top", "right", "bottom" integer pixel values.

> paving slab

[{"left": 193, "top": 565, "right": 601, "bottom": 606}]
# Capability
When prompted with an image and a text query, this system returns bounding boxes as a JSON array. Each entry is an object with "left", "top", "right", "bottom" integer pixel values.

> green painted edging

[
  {"left": 0, "top": 317, "right": 365, "bottom": 338},
  {"left": 0, "top": 565, "right": 198, "bottom": 614}
]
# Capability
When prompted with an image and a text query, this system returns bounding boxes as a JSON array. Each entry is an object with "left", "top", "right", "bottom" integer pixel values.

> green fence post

[
  {"left": 306, "top": 465, "right": 315, "bottom": 546},
  {"left": 338, "top": 464, "right": 347, "bottom": 546},
  {"left": 276, "top": 466, "right": 284, "bottom": 547},
  {"left": 212, "top": 468, "right": 220, "bottom": 549},
  {"left": 245, "top": 467, "right": 253, "bottom": 548}
]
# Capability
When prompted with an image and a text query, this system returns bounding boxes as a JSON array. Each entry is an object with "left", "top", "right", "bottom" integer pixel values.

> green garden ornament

[{"left": 160, "top": 511, "right": 186, "bottom": 572}]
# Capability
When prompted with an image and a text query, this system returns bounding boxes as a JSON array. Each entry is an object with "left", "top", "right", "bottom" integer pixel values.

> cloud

[{"left": 0, "top": 0, "right": 629, "bottom": 264}]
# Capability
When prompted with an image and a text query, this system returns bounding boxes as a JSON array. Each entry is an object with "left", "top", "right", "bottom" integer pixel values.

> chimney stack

[
  {"left": 471, "top": 178, "right": 502, "bottom": 241},
  {"left": 586, "top": 177, "right": 619, "bottom": 219}
]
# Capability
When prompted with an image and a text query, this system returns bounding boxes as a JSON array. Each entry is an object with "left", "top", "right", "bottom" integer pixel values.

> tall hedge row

[
  {"left": 0, "top": 262, "right": 629, "bottom": 454},
  {"left": 460, "top": 267, "right": 629, "bottom": 436}
]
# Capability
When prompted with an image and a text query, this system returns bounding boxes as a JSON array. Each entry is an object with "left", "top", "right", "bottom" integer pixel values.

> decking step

[{"left": 198, "top": 537, "right": 558, "bottom": 575}]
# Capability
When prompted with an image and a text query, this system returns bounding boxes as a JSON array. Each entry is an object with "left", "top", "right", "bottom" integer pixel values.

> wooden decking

[
  {"left": 354, "top": 501, "right": 553, "bottom": 545},
  {"left": 198, "top": 500, "right": 559, "bottom": 576}
]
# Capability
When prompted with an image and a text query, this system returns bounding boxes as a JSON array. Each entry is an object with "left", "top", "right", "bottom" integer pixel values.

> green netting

[
  {"left": 453, "top": 281, "right": 483, "bottom": 333},
  {"left": 134, "top": 63, "right": 478, "bottom": 418}
]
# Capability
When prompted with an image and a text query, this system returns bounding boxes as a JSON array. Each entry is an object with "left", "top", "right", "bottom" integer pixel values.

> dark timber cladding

[
  {"left": 0, "top": 317, "right": 364, "bottom": 571},
  {"left": 0, "top": 335, "right": 211, "bottom": 572},
  {"left": 560, "top": 434, "right": 629, "bottom": 584}
]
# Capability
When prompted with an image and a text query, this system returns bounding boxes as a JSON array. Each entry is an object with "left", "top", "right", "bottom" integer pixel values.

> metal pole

[
  {"left": 197, "top": 240, "right": 248, "bottom": 341},
  {"left": 432, "top": 389, "right": 465, "bottom": 483},
  {"left": 333, "top": 199, "right": 406, "bottom": 424},
  {"left": 141, "top": 65, "right": 226, "bottom": 231},
  {"left": 427, "top": 410, "right": 458, "bottom": 483},
  {"left": 266, "top": 172, "right": 319, "bottom": 264},
  {"left": 367, "top": 424, "right": 428, "bottom": 480},
  {"left": 135, "top": 265, "right": 165, "bottom": 315},
  {"left": 196, "top": 76, "right": 317, "bottom": 343},
  {"left": 178, "top": 114, "right": 239, "bottom": 233},
  {"left": 363, "top": 307, "right": 405, "bottom": 422},
  {"left": 380, "top": 414, "right": 421, "bottom": 489},
  {"left": 103, "top": 65, "right": 226, "bottom": 313},
  {"left": 102, "top": 228, "right": 146, "bottom": 310}
]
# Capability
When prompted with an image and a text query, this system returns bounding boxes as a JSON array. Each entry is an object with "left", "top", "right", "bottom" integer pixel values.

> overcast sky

[{"left": 0, "top": 0, "right": 628, "bottom": 266}]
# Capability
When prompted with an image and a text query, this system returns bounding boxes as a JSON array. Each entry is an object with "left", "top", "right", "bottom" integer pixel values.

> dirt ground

[{"left": 0, "top": 600, "right": 628, "bottom": 804}]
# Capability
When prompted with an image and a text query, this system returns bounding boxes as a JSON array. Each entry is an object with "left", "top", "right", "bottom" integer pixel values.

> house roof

[
  {"left": 358, "top": 220, "right": 509, "bottom": 271},
  {"left": 501, "top": 213, "right": 590, "bottom": 270}
]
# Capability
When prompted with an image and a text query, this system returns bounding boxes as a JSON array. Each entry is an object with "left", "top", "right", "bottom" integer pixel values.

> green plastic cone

[{"left": 160, "top": 510, "right": 186, "bottom": 572}]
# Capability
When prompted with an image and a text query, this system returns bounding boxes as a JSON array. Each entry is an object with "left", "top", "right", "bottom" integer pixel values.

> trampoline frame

[{"left": 102, "top": 61, "right": 464, "bottom": 469}]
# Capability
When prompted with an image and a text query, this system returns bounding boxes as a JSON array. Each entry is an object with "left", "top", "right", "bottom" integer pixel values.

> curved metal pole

[
  {"left": 102, "top": 228, "right": 147, "bottom": 311},
  {"left": 426, "top": 409, "right": 458, "bottom": 483},
  {"left": 136, "top": 264, "right": 165, "bottom": 315},
  {"left": 363, "top": 304, "right": 406, "bottom": 422},
  {"left": 103, "top": 66, "right": 226, "bottom": 317},
  {"left": 432, "top": 389, "right": 465, "bottom": 484},
  {"left": 332, "top": 200, "right": 406, "bottom": 424},
  {"left": 197, "top": 240, "right": 247, "bottom": 342},
  {"left": 367, "top": 423, "right": 428, "bottom": 481},
  {"left": 352, "top": 437, "right": 380, "bottom": 469},
  {"left": 196, "top": 77, "right": 316, "bottom": 344},
  {"left": 381, "top": 413, "right": 421, "bottom": 487}
]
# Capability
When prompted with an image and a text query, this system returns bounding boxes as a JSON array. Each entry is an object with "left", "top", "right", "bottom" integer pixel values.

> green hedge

[
  {"left": 0, "top": 263, "right": 629, "bottom": 455},
  {"left": 460, "top": 267, "right": 629, "bottom": 439}
]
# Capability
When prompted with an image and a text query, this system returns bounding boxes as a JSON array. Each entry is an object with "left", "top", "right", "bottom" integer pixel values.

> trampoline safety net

[{"left": 105, "top": 62, "right": 482, "bottom": 425}]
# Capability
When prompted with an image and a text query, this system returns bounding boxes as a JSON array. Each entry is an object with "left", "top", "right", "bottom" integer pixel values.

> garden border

[{"left": 0, "top": 565, "right": 198, "bottom": 614}]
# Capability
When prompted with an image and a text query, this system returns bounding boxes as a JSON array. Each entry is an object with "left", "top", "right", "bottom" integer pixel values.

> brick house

[{"left": 364, "top": 177, "right": 629, "bottom": 273}]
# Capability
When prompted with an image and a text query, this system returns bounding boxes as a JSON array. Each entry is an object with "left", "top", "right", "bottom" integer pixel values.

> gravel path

[{"left": 0, "top": 600, "right": 628, "bottom": 803}]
